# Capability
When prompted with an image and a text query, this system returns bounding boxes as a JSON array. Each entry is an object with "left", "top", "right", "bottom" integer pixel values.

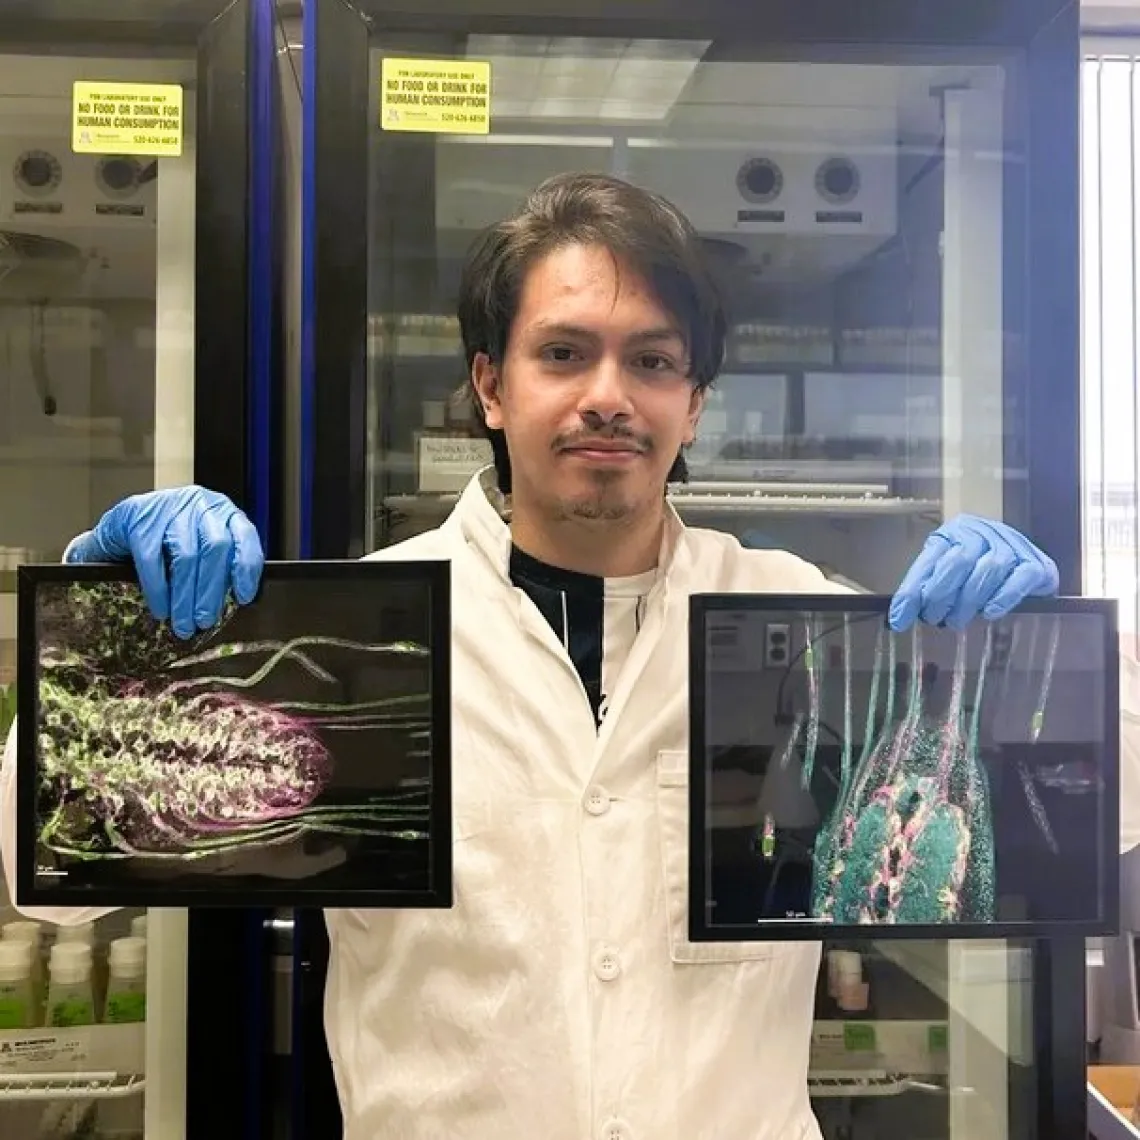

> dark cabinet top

[
  {"left": 0, "top": 0, "right": 235, "bottom": 44},
  {"left": 352, "top": 0, "right": 1073, "bottom": 49}
]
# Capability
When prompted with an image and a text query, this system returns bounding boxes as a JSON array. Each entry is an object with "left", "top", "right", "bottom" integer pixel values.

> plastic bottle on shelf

[
  {"left": 54, "top": 920, "right": 105, "bottom": 1013},
  {"left": 102, "top": 937, "right": 147, "bottom": 1024},
  {"left": 2, "top": 919, "right": 45, "bottom": 1015},
  {"left": 827, "top": 949, "right": 869, "bottom": 1012},
  {"left": 46, "top": 942, "right": 96, "bottom": 1027},
  {"left": 2, "top": 919, "right": 44, "bottom": 952},
  {"left": 0, "top": 677, "right": 15, "bottom": 739},
  {"left": 54, "top": 921, "right": 95, "bottom": 947},
  {"left": 0, "top": 939, "right": 36, "bottom": 1029},
  {"left": 130, "top": 914, "right": 147, "bottom": 942}
]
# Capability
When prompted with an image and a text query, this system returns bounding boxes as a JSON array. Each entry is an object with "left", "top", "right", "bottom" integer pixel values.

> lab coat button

[
  {"left": 584, "top": 786, "right": 611, "bottom": 815},
  {"left": 599, "top": 1118, "right": 631, "bottom": 1140},
  {"left": 592, "top": 944, "right": 621, "bottom": 981}
]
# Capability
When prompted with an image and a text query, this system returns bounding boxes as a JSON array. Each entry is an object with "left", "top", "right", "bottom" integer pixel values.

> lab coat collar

[{"left": 448, "top": 465, "right": 691, "bottom": 590}]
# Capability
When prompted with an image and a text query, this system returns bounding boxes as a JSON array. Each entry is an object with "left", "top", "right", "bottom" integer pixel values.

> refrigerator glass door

[
  {"left": 0, "top": 2, "right": 261, "bottom": 1137},
  {"left": 355, "top": 20, "right": 1078, "bottom": 593},
  {"left": 0, "top": 46, "right": 195, "bottom": 1140},
  {"left": 301, "top": 1, "right": 1083, "bottom": 1137}
]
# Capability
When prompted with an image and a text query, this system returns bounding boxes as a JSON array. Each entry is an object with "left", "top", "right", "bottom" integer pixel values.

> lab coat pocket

[{"left": 656, "top": 749, "right": 786, "bottom": 964}]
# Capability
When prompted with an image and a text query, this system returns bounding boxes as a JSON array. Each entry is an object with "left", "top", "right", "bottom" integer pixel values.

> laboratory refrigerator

[
  {"left": 263, "top": 0, "right": 1095, "bottom": 1137},
  {"left": 0, "top": 0, "right": 283, "bottom": 1137}
]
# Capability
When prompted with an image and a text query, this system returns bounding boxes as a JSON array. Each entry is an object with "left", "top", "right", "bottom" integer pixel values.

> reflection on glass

[
  {"left": 367, "top": 38, "right": 1018, "bottom": 595},
  {"left": 684, "top": 372, "right": 787, "bottom": 478},
  {"left": 0, "top": 89, "right": 169, "bottom": 556},
  {"left": 809, "top": 938, "right": 1035, "bottom": 1138},
  {"left": 0, "top": 53, "right": 195, "bottom": 717},
  {"left": 0, "top": 49, "right": 196, "bottom": 1140}
]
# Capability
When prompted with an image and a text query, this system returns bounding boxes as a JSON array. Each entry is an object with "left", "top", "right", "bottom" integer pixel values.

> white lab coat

[
  {"left": 2, "top": 468, "right": 1138, "bottom": 1140},
  {"left": 322, "top": 470, "right": 850, "bottom": 1140}
]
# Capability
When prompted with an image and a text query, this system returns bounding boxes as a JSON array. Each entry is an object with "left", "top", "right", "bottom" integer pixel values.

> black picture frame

[
  {"left": 15, "top": 560, "right": 452, "bottom": 911},
  {"left": 687, "top": 592, "right": 1120, "bottom": 943}
]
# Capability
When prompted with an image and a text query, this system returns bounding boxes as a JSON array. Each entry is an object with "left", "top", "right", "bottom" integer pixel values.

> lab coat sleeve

[
  {"left": 0, "top": 718, "right": 118, "bottom": 925},
  {"left": 0, "top": 527, "right": 124, "bottom": 924}
]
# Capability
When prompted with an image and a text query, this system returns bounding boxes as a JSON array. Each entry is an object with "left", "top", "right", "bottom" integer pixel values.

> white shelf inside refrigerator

[
  {"left": 0, "top": 1022, "right": 145, "bottom": 1103},
  {"left": 667, "top": 491, "right": 941, "bottom": 517},
  {"left": 807, "top": 1071, "right": 945, "bottom": 1098},
  {"left": 0, "top": 1070, "right": 144, "bottom": 1101},
  {"left": 381, "top": 490, "right": 942, "bottom": 519}
]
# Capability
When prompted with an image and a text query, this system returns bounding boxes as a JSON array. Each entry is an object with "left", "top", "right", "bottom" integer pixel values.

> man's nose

[{"left": 578, "top": 358, "right": 633, "bottom": 420}]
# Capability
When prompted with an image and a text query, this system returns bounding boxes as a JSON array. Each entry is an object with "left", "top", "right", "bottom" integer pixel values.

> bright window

[{"left": 1081, "top": 47, "right": 1140, "bottom": 652}]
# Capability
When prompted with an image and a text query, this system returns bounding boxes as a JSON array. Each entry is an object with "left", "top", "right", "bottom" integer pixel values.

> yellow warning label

[
  {"left": 381, "top": 58, "right": 491, "bottom": 135},
  {"left": 72, "top": 81, "right": 184, "bottom": 157}
]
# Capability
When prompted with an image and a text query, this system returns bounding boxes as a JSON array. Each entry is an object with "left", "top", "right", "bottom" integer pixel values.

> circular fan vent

[
  {"left": 13, "top": 149, "right": 62, "bottom": 197},
  {"left": 736, "top": 157, "right": 784, "bottom": 206},
  {"left": 96, "top": 156, "right": 144, "bottom": 198},
  {"left": 815, "top": 156, "right": 861, "bottom": 205}
]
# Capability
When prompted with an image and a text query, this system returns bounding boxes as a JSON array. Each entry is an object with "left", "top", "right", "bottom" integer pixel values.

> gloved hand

[
  {"left": 66, "top": 486, "right": 264, "bottom": 639},
  {"left": 888, "top": 514, "right": 1059, "bottom": 632}
]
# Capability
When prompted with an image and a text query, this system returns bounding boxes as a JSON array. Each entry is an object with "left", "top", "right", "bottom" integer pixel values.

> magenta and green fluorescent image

[{"left": 31, "top": 577, "right": 437, "bottom": 894}]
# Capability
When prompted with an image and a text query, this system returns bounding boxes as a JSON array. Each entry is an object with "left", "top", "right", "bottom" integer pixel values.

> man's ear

[
  {"left": 683, "top": 384, "right": 706, "bottom": 447},
  {"left": 471, "top": 353, "right": 503, "bottom": 430}
]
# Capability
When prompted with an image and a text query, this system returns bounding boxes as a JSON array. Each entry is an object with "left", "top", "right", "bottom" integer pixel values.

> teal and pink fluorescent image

[{"left": 689, "top": 594, "right": 1119, "bottom": 941}]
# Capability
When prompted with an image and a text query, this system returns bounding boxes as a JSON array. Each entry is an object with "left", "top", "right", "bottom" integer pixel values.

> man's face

[{"left": 471, "top": 242, "right": 703, "bottom": 527}]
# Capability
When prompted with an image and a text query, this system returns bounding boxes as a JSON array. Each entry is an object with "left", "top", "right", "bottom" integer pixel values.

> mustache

[{"left": 554, "top": 425, "right": 653, "bottom": 452}]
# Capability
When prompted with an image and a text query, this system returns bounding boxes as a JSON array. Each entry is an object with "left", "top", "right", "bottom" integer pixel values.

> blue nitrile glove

[
  {"left": 888, "top": 514, "right": 1059, "bottom": 632},
  {"left": 65, "top": 486, "right": 264, "bottom": 639}
]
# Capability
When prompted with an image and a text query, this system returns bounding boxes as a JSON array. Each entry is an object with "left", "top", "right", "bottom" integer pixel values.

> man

[{"left": 2, "top": 173, "right": 1059, "bottom": 1138}]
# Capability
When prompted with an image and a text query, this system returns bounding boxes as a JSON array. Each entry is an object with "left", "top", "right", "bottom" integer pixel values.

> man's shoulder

[
  {"left": 361, "top": 524, "right": 455, "bottom": 563},
  {"left": 680, "top": 525, "right": 851, "bottom": 595}
]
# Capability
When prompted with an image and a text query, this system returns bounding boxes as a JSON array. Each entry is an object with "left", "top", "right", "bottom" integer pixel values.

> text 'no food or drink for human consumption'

[
  {"left": 381, "top": 58, "right": 491, "bottom": 135},
  {"left": 72, "top": 81, "right": 184, "bottom": 157}
]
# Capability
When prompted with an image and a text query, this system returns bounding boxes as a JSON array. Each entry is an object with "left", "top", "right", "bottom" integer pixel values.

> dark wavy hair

[{"left": 455, "top": 171, "right": 727, "bottom": 494}]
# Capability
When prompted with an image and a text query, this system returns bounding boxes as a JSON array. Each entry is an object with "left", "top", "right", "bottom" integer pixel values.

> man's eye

[
  {"left": 542, "top": 345, "right": 579, "bottom": 363},
  {"left": 637, "top": 352, "right": 676, "bottom": 372}
]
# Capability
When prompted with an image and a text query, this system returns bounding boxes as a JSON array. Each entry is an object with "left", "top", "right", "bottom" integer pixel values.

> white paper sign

[{"left": 418, "top": 435, "right": 493, "bottom": 494}]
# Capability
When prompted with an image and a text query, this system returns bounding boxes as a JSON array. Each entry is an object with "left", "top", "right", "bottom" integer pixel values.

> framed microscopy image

[
  {"left": 15, "top": 560, "right": 451, "bottom": 909},
  {"left": 688, "top": 594, "right": 1120, "bottom": 942}
]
